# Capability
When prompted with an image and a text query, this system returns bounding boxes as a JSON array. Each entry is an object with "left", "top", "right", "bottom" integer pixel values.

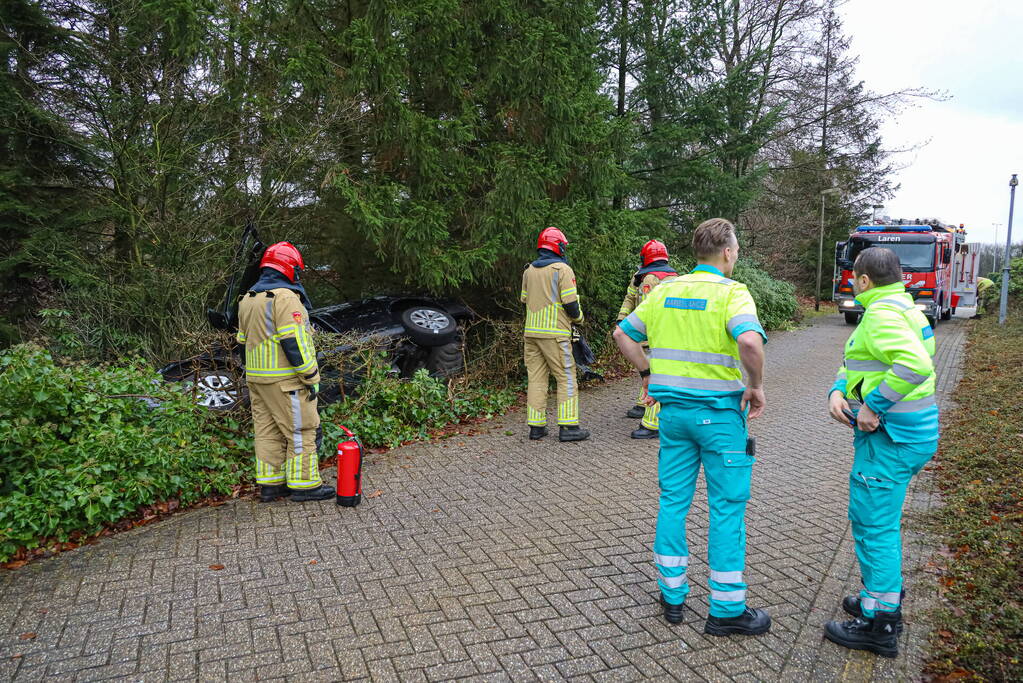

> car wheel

[
  {"left": 178, "top": 369, "right": 247, "bottom": 411},
  {"left": 400, "top": 305, "right": 458, "bottom": 346},
  {"left": 844, "top": 312, "right": 860, "bottom": 325},
  {"left": 425, "top": 340, "right": 464, "bottom": 378}
]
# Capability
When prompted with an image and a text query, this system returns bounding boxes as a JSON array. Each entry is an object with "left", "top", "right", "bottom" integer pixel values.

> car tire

[
  {"left": 177, "top": 368, "right": 248, "bottom": 411},
  {"left": 425, "top": 340, "right": 464, "bottom": 378},
  {"left": 844, "top": 312, "right": 860, "bottom": 325},
  {"left": 400, "top": 305, "right": 458, "bottom": 346}
]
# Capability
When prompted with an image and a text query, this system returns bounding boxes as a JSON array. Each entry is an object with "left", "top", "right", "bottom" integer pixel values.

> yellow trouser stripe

[
  {"left": 255, "top": 458, "right": 285, "bottom": 485},
  {"left": 527, "top": 406, "right": 546, "bottom": 426},
  {"left": 557, "top": 398, "right": 579, "bottom": 425}
]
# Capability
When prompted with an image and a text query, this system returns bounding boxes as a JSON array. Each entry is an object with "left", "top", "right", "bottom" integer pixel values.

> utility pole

[{"left": 999, "top": 174, "right": 1017, "bottom": 324}]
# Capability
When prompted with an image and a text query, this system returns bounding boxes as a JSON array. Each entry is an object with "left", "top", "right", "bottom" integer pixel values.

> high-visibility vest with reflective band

[
  {"left": 832, "top": 282, "right": 938, "bottom": 443},
  {"left": 236, "top": 288, "right": 319, "bottom": 385},
  {"left": 976, "top": 277, "right": 994, "bottom": 293},
  {"left": 623, "top": 270, "right": 763, "bottom": 404}
]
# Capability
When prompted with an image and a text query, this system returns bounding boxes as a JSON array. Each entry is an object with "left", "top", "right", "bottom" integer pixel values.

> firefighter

[
  {"left": 616, "top": 240, "right": 678, "bottom": 439},
  {"left": 613, "top": 218, "right": 771, "bottom": 636},
  {"left": 825, "top": 247, "right": 939, "bottom": 658},
  {"left": 237, "top": 242, "right": 335, "bottom": 502},
  {"left": 973, "top": 276, "right": 995, "bottom": 318},
  {"left": 521, "top": 227, "right": 589, "bottom": 442}
]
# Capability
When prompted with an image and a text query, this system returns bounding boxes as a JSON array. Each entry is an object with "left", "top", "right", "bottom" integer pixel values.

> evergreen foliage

[{"left": 2, "top": 0, "right": 912, "bottom": 359}]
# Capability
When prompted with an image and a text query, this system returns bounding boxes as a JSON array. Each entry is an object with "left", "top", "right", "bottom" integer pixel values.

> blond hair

[{"left": 692, "top": 218, "right": 737, "bottom": 259}]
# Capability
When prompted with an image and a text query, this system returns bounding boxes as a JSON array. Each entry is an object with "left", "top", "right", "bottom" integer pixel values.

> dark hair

[
  {"left": 853, "top": 247, "right": 902, "bottom": 286},
  {"left": 692, "top": 218, "right": 737, "bottom": 258}
]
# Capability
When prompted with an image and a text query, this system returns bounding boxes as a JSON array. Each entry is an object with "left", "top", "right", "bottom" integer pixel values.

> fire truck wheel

[
  {"left": 844, "top": 312, "right": 860, "bottom": 325},
  {"left": 941, "top": 308, "right": 952, "bottom": 321}
]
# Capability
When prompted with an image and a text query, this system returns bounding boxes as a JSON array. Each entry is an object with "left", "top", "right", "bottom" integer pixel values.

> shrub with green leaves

[
  {"left": 0, "top": 344, "right": 251, "bottom": 562},
  {"left": 321, "top": 354, "right": 515, "bottom": 450}
]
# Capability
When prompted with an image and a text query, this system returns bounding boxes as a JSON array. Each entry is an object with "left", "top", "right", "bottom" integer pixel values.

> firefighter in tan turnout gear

[
  {"left": 237, "top": 242, "right": 335, "bottom": 502},
  {"left": 617, "top": 240, "right": 678, "bottom": 439},
  {"left": 521, "top": 227, "right": 590, "bottom": 442}
]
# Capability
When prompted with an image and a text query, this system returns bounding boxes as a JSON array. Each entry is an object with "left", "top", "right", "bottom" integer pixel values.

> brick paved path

[{"left": 0, "top": 313, "right": 969, "bottom": 682}]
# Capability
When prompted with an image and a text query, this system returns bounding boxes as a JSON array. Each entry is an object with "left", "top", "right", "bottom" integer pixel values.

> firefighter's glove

[{"left": 307, "top": 383, "right": 319, "bottom": 401}]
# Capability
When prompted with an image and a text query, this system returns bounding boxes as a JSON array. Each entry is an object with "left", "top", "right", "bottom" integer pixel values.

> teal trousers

[
  {"left": 849, "top": 428, "right": 936, "bottom": 617},
  {"left": 654, "top": 403, "right": 753, "bottom": 618}
]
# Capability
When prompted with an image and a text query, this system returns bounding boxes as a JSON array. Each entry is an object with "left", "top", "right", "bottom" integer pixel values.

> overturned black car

[{"left": 159, "top": 226, "right": 470, "bottom": 410}]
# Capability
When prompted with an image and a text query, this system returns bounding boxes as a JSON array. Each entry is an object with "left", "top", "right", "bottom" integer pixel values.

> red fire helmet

[
  {"left": 641, "top": 239, "right": 669, "bottom": 266},
  {"left": 537, "top": 227, "right": 569, "bottom": 256},
  {"left": 260, "top": 242, "right": 305, "bottom": 283}
]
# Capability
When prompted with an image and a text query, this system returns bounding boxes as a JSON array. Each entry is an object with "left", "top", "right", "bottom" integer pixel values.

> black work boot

[
  {"left": 259, "top": 485, "right": 292, "bottom": 502},
  {"left": 842, "top": 589, "right": 905, "bottom": 632},
  {"left": 626, "top": 405, "right": 645, "bottom": 419},
  {"left": 559, "top": 426, "right": 591, "bottom": 442},
  {"left": 290, "top": 484, "right": 336, "bottom": 502},
  {"left": 704, "top": 607, "right": 772, "bottom": 636},
  {"left": 528, "top": 426, "right": 549, "bottom": 441},
  {"left": 660, "top": 596, "right": 684, "bottom": 624},
  {"left": 824, "top": 611, "right": 900, "bottom": 658},
  {"left": 631, "top": 426, "right": 659, "bottom": 439}
]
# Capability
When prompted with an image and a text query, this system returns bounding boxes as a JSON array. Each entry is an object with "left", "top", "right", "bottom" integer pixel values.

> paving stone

[{"left": 0, "top": 314, "right": 969, "bottom": 681}]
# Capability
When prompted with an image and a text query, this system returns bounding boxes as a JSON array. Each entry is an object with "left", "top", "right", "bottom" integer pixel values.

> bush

[
  {"left": 0, "top": 344, "right": 250, "bottom": 562},
  {"left": 320, "top": 352, "right": 515, "bottom": 449},
  {"left": 731, "top": 261, "right": 799, "bottom": 330}
]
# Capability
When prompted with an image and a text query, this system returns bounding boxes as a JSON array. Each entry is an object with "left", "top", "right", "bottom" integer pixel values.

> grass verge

[{"left": 925, "top": 302, "right": 1023, "bottom": 681}]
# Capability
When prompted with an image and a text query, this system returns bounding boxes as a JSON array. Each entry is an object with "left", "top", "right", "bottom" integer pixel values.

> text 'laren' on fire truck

[{"left": 833, "top": 219, "right": 981, "bottom": 326}]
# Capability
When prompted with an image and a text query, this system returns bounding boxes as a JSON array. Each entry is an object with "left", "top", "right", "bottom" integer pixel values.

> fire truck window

[{"left": 848, "top": 240, "right": 935, "bottom": 270}]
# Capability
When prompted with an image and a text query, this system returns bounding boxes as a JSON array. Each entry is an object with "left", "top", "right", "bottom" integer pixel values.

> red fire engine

[{"left": 833, "top": 220, "right": 972, "bottom": 326}]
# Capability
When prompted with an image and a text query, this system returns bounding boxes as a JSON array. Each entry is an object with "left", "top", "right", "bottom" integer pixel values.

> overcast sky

[{"left": 839, "top": 0, "right": 1023, "bottom": 246}]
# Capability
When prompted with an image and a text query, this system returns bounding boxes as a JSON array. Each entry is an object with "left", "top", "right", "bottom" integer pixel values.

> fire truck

[{"left": 833, "top": 220, "right": 974, "bottom": 326}]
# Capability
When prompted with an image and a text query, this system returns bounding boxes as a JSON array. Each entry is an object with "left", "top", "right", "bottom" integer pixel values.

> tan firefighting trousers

[
  {"left": 524, "top": 337, "right": 579, "bottom": 426},
  {"left": 634, "top": 349, "right": 660, "bottom": 430},
  {"left": 249, "top": 380, "right": 323, "bottom": 489}
]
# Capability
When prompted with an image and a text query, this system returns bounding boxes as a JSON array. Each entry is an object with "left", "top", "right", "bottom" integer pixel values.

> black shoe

[
  {"left": 704, "top": 607, "right": 772, "bottom": 636},
  {"left": 660, "top": 596, "right": 684, "bottom": 624},
  {"left": 842, "top": 590, "right": 905, "bottom": 633},
  {"left": 559, "top": 426, "right": 591, "bottom": 442},
  {"left": 626, "top": 405, "right": 646, "bottom": 419},
  {"left": 290, "top": 484, "right": 336, "bottom": 502},
  {"left": 528, "top": 426, "right": 548, "bottom": 441},
  {"left": 631, "top": 426, "right": 659, "bottom": 439},
  {"left": 259, "top": 485, "right": 292, "bottom": 502},
  {"left": 824, "top": 612, "right": 900, "bottom": 658}
]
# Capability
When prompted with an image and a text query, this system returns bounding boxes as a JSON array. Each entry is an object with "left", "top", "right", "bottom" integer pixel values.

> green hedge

[
  {"left": 320, "top": 355, "right": 516, "bottom": 450},
  {"left": 0, "top": 344, "right": 251, "bottom": 562}
]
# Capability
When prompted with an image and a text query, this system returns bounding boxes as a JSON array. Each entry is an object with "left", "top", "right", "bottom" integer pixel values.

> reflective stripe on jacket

[
  {"left": 237, "top": 288, "right": 319, "bottom": 385},
  {"left": 521, "top": 262, "right": 582, "bottom": 338}
]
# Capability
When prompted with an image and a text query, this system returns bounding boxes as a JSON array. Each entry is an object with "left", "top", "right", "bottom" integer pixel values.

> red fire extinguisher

[{"left": 336, "top": 426, "right": 363, "bottom": 507}]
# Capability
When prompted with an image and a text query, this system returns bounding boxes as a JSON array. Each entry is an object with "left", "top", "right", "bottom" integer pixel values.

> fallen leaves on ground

[
  {"left": 18, "top": 633, "right": 35, "bottom": 640},
  {"left": 208, "top": 564, "right": 225, "bottom": 571},
  {"left": 366, "top": 489, "right": 383, "bottom": 499}
]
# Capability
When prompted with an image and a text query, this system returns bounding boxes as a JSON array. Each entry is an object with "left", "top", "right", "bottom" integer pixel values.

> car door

[{"left": 207, "top": 222, "right": 266, "bottom": 332}]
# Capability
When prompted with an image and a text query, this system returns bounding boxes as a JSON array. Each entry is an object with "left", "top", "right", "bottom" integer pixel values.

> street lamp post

[
  {"left": 816, "top": 188, "right": 841, "bottom": 312},
  {"left": 999, "top": 174, "right": 1017, "bottom": 325}
]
